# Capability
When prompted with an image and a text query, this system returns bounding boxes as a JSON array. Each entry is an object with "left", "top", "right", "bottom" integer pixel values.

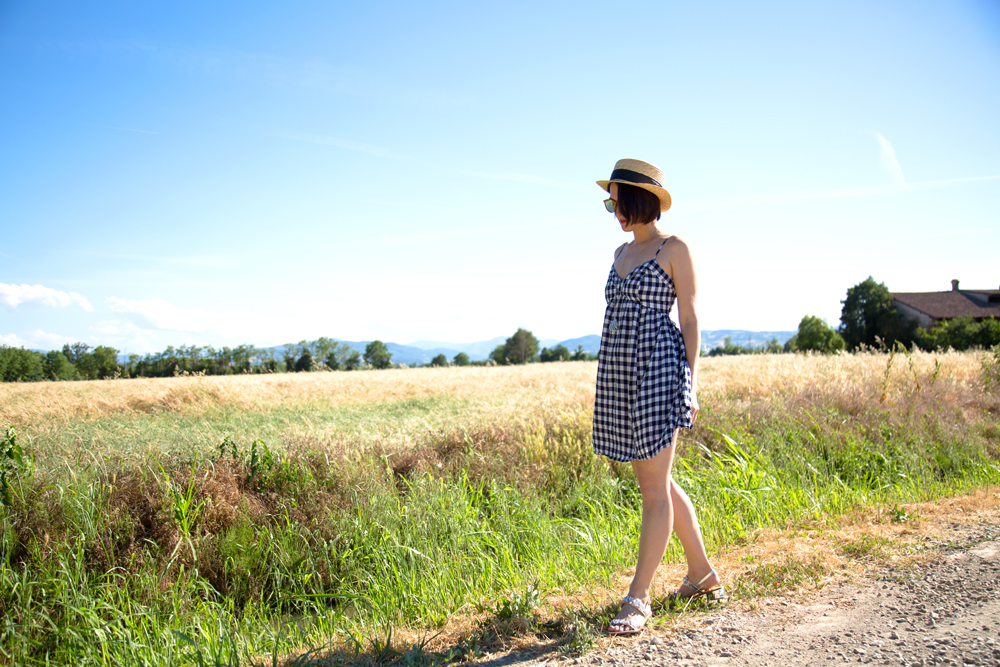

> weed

[
  {"left": 734, "top": 555, "right": 827, "bottom": 597},
  {"left": 837, "top": 534, "right": 893, "bottom": 561},
  {"left": 0, "top": 426, "right": 26, "bottom": 507},
  {"left": 889, "top": 504, "right": 912, "bottom": 523},
  {"left": 559, "top": 610, "right": 597, "bottom": 655},
  {"left": 492, "top": 583, "right": 541, "bottom": 621},
  {"left": 983, "top": 344, "right": 1000, "bottom": 390}
]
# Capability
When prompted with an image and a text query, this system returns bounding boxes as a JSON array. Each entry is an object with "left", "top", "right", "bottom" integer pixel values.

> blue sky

[{"left": 2, "top": 1, "right": 998, "bottom": 354}]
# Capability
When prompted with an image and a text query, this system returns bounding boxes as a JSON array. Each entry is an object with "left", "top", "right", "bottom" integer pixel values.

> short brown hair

[{"left": 616, "top": 183, "right": 661, "bottom": 225}]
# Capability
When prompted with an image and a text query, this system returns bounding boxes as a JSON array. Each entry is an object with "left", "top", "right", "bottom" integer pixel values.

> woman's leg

[
  {"left": 669, "top": 479, "right": 720, "bottom": 590},
  {"left": 610, "top": 434, "right": 677, "bottom": 628}
]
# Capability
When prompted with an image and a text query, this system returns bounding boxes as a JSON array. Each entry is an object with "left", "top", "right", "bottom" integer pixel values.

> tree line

[
  {"left": 0, "top": 338, "right": 394, "bottom": 383},
  {"left": 419, "top": 329, "right": 597, "bottom": 368},
  {"left": 6, "top": 277, "right": 996, "bottom": 381},
  {"left": 0, "top": 330, "right": 597, "bottom": 382}
]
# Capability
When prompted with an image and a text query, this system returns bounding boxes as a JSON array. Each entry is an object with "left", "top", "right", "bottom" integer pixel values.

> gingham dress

[{"left": 592, "top": 240, "right": 693, "bottom": 462}]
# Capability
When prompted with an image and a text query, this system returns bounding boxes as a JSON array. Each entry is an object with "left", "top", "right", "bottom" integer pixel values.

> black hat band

[{"left": 609, "top": 169, "right": 662, "bottom": 188}]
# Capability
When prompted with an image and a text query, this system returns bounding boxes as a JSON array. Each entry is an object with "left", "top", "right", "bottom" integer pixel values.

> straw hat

[{"left": 596, "top": 158, "right": 672, "bottom": 212}]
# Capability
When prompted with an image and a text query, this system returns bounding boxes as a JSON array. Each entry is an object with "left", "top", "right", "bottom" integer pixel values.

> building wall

[{"left": 893, "top": 301, "right": 934, "bottom": 329}]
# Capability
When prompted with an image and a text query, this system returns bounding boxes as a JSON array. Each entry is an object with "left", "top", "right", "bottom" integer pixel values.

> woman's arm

[{"left": 660, "top": 236, "right": 700, "bottom": 420}]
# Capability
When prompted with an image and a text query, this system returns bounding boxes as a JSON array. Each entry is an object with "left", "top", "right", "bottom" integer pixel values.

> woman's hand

[{"left": 691, "top": 392, "right": 700, "bottom": 423}]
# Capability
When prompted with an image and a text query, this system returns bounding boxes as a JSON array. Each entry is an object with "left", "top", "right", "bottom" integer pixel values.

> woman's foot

[
  {"left": 608, "top": 595, "right": 651, "bottom": 635},
  {"left": 671, "top": 569, "right": 727, "bottom": 605}
]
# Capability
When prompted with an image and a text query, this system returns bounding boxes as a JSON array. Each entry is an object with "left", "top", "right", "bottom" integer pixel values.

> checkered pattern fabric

[{"left": 593, "top": 245, "right": 693, "bottom": 462}]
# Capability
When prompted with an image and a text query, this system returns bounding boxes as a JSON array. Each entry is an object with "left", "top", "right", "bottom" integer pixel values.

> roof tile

[{"left": 891, "top": 291, "right": 1000, "bottom": 319}]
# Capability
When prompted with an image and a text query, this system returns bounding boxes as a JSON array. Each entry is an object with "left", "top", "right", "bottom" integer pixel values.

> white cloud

[
  {"left": 0, "top": 283, "right": 94, "bottom": 311},
  {"left": 106, "top": 296, "right": 219, "bottom": 332},
  {"left": 0, "top": 330, "right": 74, "bottom": 350},
  {"left": 876, "top": 133, "right": 906, "bottom": 184},
  {"left": 0, "top": 333, "right": 30, "bottom": 347},
  {"left": 104, "top": 296, "right": 263, "bottom": 341},
  {"left": 89, "top": 320, "right": 168, "bottom": 354}
]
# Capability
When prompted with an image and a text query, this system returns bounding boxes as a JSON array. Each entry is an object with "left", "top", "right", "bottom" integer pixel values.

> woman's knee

[{"left": 634, "top": 468, "right": 672, "bottom": 501}]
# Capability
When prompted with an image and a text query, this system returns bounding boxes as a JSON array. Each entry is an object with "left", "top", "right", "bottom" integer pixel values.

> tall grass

[{"left": 0, "top": 350, "right": 997, "bottom": 665}]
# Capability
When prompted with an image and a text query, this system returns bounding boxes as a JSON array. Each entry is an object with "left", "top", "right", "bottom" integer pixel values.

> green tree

[
  {"left": 452, "top": 352, "right": 470, "bottom": 366},
  {"left": 430, "top": 353, "right": 448, "bottom": 367},
  {"left": 764, "top": 338, "right": 784, "bottom": 353},
  {"left": 324, "top": 351, "right": 340, "bottom": 370},
  {"left": 312, "top": 337, "right": 338, "bottom": 366},
  {"left": 839, "top": 276, "right": 917, "bottom": 350},
  {"left": 0, "top": 346, "right": 43, "bottom": 382},
  {"left": 539, "top": 344, "right": 571, "bottom": 362},
  {"left": 502, "top": 328, "right": 539, "bottom": 365},
  {"left": 91, "top": 346, "right": 121, "bottom": 378},
  {"left": 341, "top": 347, "right": 362, "bottom": 371},
  {"left": 61, "top": 342, "right": 91, "bottom": 365},
  {"left": 786, "top": 315, "right": 845, "bottom": 353},
  {"left": 364, "top": 340, "right": 392, "bottom": 369},
  {"left": 41, "top": 350, "right": 75, "bottom": 380},
  {"left": 489, "top": 345, "right": 507, "bottom": 365},
  {"left": 295, "top": 350, "right": 314, "bottom": 372},
  {"left": 282, "top": 347, "right": 297, "bottom": 372},
  {"left": 571, "top": 345, "right": 588, "bottom": 361}
]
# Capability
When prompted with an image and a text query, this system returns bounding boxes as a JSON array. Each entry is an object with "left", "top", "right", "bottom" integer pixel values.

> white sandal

[
  {"left": 607, "top": 595, "right": 652, "bottom": 636},
  {"left": 670, "top": 569, "right": 728, "bottom": 608}
]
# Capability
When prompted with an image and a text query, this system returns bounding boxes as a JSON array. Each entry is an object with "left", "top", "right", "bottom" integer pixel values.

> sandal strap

[
  {"left": 691, "top": 569, "right": 717, "bottom": 590},
  {"left": 621, "top": 595, "right": 651, "bottom": 618},
  {"left": 681, "top": 569, "right": 718, "bottom": 594}
]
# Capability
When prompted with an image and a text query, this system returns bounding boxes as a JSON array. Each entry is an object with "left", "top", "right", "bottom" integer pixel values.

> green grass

[
  {"left": 1, "top": 357, "right": 998, "bottom": 666},
  {"left": 21, "top": 394, "right": 479, "bottom": 463}
]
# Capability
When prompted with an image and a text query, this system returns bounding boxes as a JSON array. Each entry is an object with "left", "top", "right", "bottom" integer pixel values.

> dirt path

[{"left": 471, "top": 498, "right": 1000, "bottom": 667}]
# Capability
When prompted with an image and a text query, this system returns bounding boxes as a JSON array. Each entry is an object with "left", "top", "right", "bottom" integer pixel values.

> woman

[{"left": 593, "top": 158, "right": 725, "bottom": 636}]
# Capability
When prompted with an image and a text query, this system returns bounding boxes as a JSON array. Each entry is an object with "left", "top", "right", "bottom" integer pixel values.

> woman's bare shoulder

[
  {"left": 663, "top": 234, "right": 691, "bottom": 253},
  {"left": 658, "top": 234, "right": 693, "bottom": 264},
  {"left": 613, "top": 242, "right": 628, "bottom": 259}
]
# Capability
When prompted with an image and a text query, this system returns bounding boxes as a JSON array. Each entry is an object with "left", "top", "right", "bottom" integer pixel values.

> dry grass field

[
  {"left": 0, "top": 350, "right": 997, "bottom": 666},
  {"left": 2, "top": 348, "right": 991, "bottom": 459}
]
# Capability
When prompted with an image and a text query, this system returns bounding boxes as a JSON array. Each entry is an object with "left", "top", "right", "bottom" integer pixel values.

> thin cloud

[
  {"left": 105, "top": 296, "right": 258, "bottom": 337},
  {"left": 0, "top": 283, "right": 94, "bottom": 311},
  {"left": 877, "top": 133, "right": 906, "bottom": 184},
  {"left": 469, "top": 172, "right": 588, "bottom": 189},
  {"left": 106, "top": 296, "right": 216, "bottom": 333},
  {"left": 277, "top": 132, "right": 410, "bottom": 160},
  {"left": 0, "top": 330, "right": 74, "bottom": 350},
  {"left": 0, "top": 333, "right": 29, "bottom": 347},
  {"left": 686, "top": 174, "right": 1000, "bottom": 211}
]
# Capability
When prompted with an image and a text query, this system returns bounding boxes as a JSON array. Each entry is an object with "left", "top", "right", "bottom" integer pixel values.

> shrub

[
  {"left": 786, "top": 315, "right": 845, "bottom": 354},
  {"left": 920, "top": 317, "right": 1000, "bottom": 351},
  {"left": 540, "top": 345, "right": 571, "bottom": 362}
]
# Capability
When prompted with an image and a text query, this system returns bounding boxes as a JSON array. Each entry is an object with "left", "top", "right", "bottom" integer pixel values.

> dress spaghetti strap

[{"left": 653, "top": 237, "right": 669, "bottom": 259}]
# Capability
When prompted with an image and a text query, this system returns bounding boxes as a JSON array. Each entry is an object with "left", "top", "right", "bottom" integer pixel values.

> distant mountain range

[
  {"left": 700, "top": 329, "right": 795, "bottom": 349},
  {"left": 312, "top": 330, "right": 794, "bottom": 366},
  {"left": 96, "top": 330, "right": 795, "bottom": 366}
]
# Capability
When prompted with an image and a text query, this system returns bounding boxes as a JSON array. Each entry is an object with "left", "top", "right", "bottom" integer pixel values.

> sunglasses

[{"left": 603, "top": 197, "right": 617, "bottom": 213}]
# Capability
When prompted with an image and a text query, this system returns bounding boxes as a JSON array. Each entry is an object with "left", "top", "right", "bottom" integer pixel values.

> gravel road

[{"left": 474, "top": 521, "right": 1000, "bottom": 667}]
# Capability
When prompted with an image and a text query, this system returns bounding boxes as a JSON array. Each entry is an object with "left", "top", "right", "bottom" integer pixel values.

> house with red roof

[{"left": 892, "top": 280, "right": 1000, "bottom": 330}]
